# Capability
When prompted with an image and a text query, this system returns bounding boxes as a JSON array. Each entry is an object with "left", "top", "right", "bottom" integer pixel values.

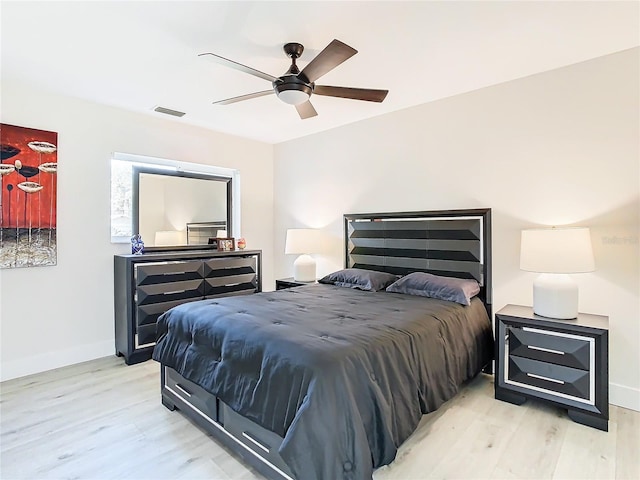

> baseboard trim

[
  {"left": 610, "top": 382, "right": 640, "bottom": 412},
  {"left": 0, "top": 340, "right": 114, "bottom": 382}
]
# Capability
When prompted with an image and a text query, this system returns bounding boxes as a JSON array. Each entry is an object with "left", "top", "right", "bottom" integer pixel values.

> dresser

[
  {"left": 495, "top": 304, "right": 608, "bottom": 431},
  {"left": 114, "top": 249, "right": 262, "bottom": 365}
]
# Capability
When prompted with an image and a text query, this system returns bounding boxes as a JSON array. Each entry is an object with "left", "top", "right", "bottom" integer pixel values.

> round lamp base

[
  {"left": 293, "top": 254, "right": 316, "bottom": 282},
  {"left": 533, "top": 273, "right": 579, "bottom": 319}
]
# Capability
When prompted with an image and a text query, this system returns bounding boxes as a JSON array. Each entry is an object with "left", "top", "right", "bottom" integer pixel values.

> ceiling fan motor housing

[{"left": 273, "top": 75, "right": 313, "bottom": 105}]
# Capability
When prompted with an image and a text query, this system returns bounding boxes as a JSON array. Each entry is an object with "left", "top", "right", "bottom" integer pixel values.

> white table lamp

[
  {"left": 285, "top": 228, "right": 324, "bottom": 282},
  {"left": 154, "top": 230, "right": 184, "bottom": 246},
  {"left": 520, "top": 227, "right": 595, "bottom": 319}
]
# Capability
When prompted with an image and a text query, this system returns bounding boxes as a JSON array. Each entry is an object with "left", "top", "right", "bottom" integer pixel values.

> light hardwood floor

[{"left": 1, "top": 357, "right": 638, "bottom": 480}]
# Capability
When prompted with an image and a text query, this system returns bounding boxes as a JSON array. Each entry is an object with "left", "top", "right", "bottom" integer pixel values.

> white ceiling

[{"left": 2, "top": 1, "right": 638, "bottom": 144}]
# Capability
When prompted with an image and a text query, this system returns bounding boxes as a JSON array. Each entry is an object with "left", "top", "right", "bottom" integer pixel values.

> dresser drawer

[
  {"left": 204, "top": 275, "right": 257, "bottom": 297},
  {"left": 136, "top": 298, "right": 200, "bottom": 327},
  {"left": 135, "top": 260, "right": 203, "bottom": 286},
  {"left": 203, "top": 256, "right": 257, "bottom": 278},
  {"left": 506, "top": 355, "right": 593, "bottom": 405},
  {"left": 136, "top": 279, "right": 204, "bottom": 306},
  {"left": 164, "top": 367, "right": 218, "bottom": 421},
  {"left": 508, "top": 326, "right": 592, "bottom": 370},
  {"left": 136, "top": 323, "right": 158, "bottom": 348}
]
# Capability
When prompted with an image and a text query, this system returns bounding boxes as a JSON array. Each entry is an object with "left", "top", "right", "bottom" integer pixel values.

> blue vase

[{"left": 131, "top": 234, "right": 144, "bottom": 255}]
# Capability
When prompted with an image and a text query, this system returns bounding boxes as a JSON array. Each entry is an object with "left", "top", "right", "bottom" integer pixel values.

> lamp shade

[
  {"left": 285, "top": 229, "right": 325, "bottom": 255},
  {"left": 520, "top": 227, "right": 595, "bottom": 273},
  {"left": 154, "top": 230, "right": 184, "bottom": 246}
]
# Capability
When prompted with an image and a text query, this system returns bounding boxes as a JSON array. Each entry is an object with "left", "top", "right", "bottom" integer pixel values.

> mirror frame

[{"left": 132, "top": 165, "right": 233, "bottom": 252}]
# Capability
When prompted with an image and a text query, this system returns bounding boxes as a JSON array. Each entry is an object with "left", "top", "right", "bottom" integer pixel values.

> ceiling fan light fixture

[{"left": 275, "top": 83, "right": 312, "bottom": 105}]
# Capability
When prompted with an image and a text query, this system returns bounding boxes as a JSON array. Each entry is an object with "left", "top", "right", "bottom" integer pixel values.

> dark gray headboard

[{"left": 344, "top": 209, "right": 492, "bottom": 313}]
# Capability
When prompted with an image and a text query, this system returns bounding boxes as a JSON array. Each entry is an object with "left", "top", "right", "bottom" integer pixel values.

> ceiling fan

[{"left": 199, "top": 39, "right": 389, "bottom": 119}]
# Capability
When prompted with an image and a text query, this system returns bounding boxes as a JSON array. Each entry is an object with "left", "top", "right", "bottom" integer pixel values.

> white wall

[
  {"left": 0, "top": 81, "right": 274, "bottom": 381},
  {"left": 274, "top": 49, "right": 640, "bottom": 410}
]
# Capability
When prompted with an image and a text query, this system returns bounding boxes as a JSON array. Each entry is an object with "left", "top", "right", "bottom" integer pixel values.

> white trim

[
  {"left": 0, "top": 340, "right": 113, "bottom": 382},
  {"left": 610, "top": 383, "right": 640, "bottom": 411}
]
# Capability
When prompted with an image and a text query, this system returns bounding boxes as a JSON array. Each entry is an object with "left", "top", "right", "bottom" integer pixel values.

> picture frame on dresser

[
  {"left": 114, "top": 249, "right": 262, "bottom": 365},
  {"left": 216, "top": 237, "right": 235, "bottom": 252}
]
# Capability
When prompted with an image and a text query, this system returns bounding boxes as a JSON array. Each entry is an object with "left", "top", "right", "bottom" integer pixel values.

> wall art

[{"left": 1, "top": 123, "right": 58, "bottom": 268}]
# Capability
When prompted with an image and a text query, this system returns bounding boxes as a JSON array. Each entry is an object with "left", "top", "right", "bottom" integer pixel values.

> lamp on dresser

[
  {"left": 285, "top": 228, "right": 324, "bottom": 282},
  {"left": 520, "top": 227, "right": 595, "bottom": 319},
  {"left": 154, "top": 230, "right": 184, "bottom": 246}
]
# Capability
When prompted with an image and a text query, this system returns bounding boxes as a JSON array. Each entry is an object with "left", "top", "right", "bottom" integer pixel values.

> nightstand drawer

[
  {"left": 507, "top": 355, "right": 592, "bottom": 404},
  {"left": 508, "top": 326, "right": 592, "bottom": 370}
]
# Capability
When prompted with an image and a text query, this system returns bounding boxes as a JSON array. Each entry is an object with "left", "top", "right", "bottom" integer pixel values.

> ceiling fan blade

[
  {"left": 295, "top": 101, "right": 318, "bottom": 119},
  {"left": 212, "top": 90, "right": 274, "bottom": 105},
  {"left": 314, "top": 85, "right": 389, "bottom": 103},
  {"left": 299, "top": 39, "right": 357, "bottom": 83},
  {"left": 199, "top": 53, "right": 277, "bottom": 82}
]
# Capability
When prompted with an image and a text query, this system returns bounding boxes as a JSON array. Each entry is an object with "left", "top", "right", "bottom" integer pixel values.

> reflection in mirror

[
  {"left": 133, "top": 167, "right": 231, "bottom": 248},
  {"left": 111, "top": 152, "right": 241, "bottom": 251}
]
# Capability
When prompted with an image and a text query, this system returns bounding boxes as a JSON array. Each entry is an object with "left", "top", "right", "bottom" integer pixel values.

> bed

[{"left": 153, "top": 209, "right": 493, "bottom": 480}]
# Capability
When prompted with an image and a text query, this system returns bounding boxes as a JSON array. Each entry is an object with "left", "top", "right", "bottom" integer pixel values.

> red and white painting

[{"left": 1, "top": 123, "right": 58, "bottom": 268}]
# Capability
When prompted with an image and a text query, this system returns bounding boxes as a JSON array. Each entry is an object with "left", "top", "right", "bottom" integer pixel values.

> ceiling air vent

[{"left": 153, "top": 106, "right": 186, "bottom": 117}]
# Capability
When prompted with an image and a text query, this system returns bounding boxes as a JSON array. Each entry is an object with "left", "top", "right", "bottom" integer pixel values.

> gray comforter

[{"left": 153, "top": 283, "right": 493, "bottom": 480}]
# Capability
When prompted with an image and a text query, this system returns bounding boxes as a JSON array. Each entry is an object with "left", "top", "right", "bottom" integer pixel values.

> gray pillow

[
  {"left": 318, "top": 268, "right": 398, "bottom": 292},
  {"left": 385, "top": 272, "right": 480, "bottom": 306}
]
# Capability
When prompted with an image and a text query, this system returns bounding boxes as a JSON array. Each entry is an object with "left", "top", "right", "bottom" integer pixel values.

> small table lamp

[
  {"left": 285, "top": 228, "right": 324, "bottom": 282},
  {"left": 154, "top": 230, "right": 184, "bottom": 246},
  {"left": 520, "top": 227, "right": 595, "bottom": 319}
]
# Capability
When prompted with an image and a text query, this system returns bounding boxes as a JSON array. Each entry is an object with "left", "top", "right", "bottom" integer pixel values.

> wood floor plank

[
  {"left": 1, "top": 357, "right": 638, "bottom": 480},
  {"left": 426, "top": 416, "right": 513, "bottom": 479},
  {"left": 613, "top": 405, "right": 640, "bottom": 480},
  {"left": 374, "top": 403, "right": 479, "bottom": 479},
  {"left": 553, "top": 418, "right": 617, "bottom": 479},
  {"left": 491, "top": 401, "right": 569, "bottom": 479}
]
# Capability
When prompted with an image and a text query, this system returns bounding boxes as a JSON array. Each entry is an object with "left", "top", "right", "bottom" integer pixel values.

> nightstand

[
  {"left": 495, "top": 304, "right": 608, "bottom": 431},
  {"left": 275, "top": 277, "right": 316, "bottom": 290}
]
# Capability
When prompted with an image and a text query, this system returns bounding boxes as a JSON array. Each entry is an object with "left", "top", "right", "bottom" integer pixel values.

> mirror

[{"left": 132, "top": 166, "right": 232, "bottom": 248}]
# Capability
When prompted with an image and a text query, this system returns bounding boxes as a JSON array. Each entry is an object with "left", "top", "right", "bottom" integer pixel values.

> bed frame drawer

[
  {"left": 160, "top": 366, "right": 293, "bottom": 480},
  {"left": 220, "top": 402, "right": 291, "bottom": 475},
  {"left": 163, "top": 366, "right": 218, "bottom": 421}
]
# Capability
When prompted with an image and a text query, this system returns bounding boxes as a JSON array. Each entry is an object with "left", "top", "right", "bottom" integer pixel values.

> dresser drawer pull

[
  {"left": 163, "top": 290, "right": 186, "bottom": 295},
  {"left": 241, "top": 431, "right": 270, "bottom": 453},
  {"left": 527, "top": 345, "right": 565, "bottom": 355},
  {"left": 174, "top": 383, "right": 192, "bottom": 397},
  {"left": 526, "top": 373, "right": 565, "bottom": 385},
  {"left": 162, "top": 272, "right": 185, "bottom": 275}
]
